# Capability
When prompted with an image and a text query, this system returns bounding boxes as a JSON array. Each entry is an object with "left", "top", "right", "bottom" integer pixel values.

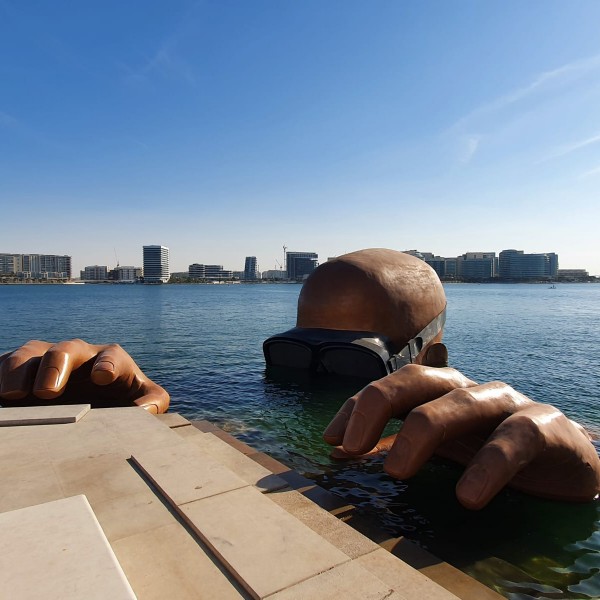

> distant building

[
  {"left": 81, "top": 265, "right": 108, "bottom": 281},
  {"left": 423, "top": 257, "right": 446, "bottom": 278},
  {"left": 286, "top": 252, "right": 318, "bottom": 280},
  {"left": 205, "top": 265, "right": 233, "bottom": 280},
  {"left": 499, "top": 249, "right": 558, "bottom": 280},
  {"left": 189, "top": 264, "right": 206, "bottom": 279},
  {"left": 457, "top": 252, "right": 497, "bottom": 280},
  {"left": 557, "top": 269, "right": 589, "bottom": 281},
  {"left": 189, "top": 263, "right": 232, "bottom": 280},
  {"left": 0, "top": 253, "right": 21, "bottom": 274},
  {"left": 0, "top": 253, "right": 71, "bottom": 279},
  {"left": 262, "top": 269, "right": 286, "bottom": 280},
  {"left": 403, "top": 249, "right": 498, "bottom": 280},
  {"left": 402, "top": 249, "right": 430, "bottom": 260},
  {"left": 243, "top": 256, "right": 259, "bottom": 280},
  {"left": 143, "top": 245, "right": 170, "bottom": 283},
  {"left": 444, "top": 257, "right": 459, "bottom": 278},
  {"left": 112, "top": 266, "right": 141, "bottom": 282}
]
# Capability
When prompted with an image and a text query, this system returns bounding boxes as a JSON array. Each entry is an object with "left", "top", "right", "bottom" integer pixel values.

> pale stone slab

[
  {"left": 89, "top": 487, "right": 178, "bottom": 543},
  {"left": 356, "top": 549, "right": 461, "bottom": 600},
  {"left": 41, "top": 418, "right": 126, "bottom": 461},
  {"left": 179, "top": 486, "right": 349, "bottom": 599},
  {"left": 265, "top": 561, "right": 395, "bottom": 600},
  {"left": 54, "top": 453, "right": 151, "bottom": 505},
  {"left": 112, "top": 523, "right": 245, "bottom": 600},
  {"left": 131, "top": 442, "right": 249, "bottom": 506},
  {"left": 93, "top": 407, "right": 189, "bottom": 455},
  {"left": 184, "top": 431, "right": 288, "bottom": 493},
  {"left": 0, "top": 460, "right": 65, "bottom": 513},
  {"left": 0, "top": 434, "right": 51, "bottom": 471},
  {"left": 0, "top": 403, "right": 90, "bottom": 426},
  {"left": 0, "top": 495, "right": 135, "bottom": 599},
  {"left": 268, "top": 488, "right": 379, "bottom": 559}
]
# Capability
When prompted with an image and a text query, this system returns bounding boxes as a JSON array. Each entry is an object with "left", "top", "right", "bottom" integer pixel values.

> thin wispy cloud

[
  {"left": 443, "top": 53, "right": 600, "bottom": 167},
  {"left": 458, "top": 135, "right": 481, "bottom": 164},
  {"left": 580, "top": 163, "right": 600, "bottom": 178},
  {"left": 451, "top": 53, "right": 600, "bottom": 133},
  {"left": 121, "top": 5, "right": 201, "bottom": 88},
  {"left": 538, "top": 131, "right": 600, "bottom": 163},
  {"left": 123, "top": 43, "right": 197, "bottom": 87}
]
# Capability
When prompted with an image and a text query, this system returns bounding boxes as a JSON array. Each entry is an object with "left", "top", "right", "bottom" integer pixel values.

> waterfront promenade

[{"left": 0, "top": 405, "right": 501, "bottom": 599}]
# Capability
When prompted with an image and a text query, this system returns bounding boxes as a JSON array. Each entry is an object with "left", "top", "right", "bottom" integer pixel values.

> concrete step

[{"left": 148, "top": 415, "right": 462, "bottom": 600}]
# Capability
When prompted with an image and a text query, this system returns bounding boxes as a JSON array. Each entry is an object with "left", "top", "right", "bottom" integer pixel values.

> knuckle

[
  {"left": 506, "top": 413, "right": 545, "bottom": 444},
  {"left": 446, "top": 387, "right": 475, "bottom": 406},
  {"left": 407, "top": 404, "right": 439, "bottom": 431},
  {"left": 398, "top": 363, "right": 421, "bottom": 378}
]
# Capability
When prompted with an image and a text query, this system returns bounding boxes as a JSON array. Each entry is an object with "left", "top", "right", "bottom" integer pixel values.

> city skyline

[
  {"left": 2, "top": 3, "right": 600, "bottom": 275},
  {"left": 2, "top": 243, "right": 595, "bottom": 279},
  {"left": 2, "top": 245, "right": 595, "bottom": 281}
]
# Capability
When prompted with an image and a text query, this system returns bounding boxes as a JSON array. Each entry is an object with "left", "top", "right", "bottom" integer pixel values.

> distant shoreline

[{"left": 1, "top": 279, "right": 599, "bottom": 286}]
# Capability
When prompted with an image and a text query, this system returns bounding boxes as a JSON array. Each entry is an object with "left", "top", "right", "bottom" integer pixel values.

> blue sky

[{"left": 2, "top": 1, "right": 600, "bottom": 275}]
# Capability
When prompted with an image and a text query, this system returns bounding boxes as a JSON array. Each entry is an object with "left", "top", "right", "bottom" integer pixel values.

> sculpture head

[{"left": 263, "top": 248, "right": 448, "bottom": 380}]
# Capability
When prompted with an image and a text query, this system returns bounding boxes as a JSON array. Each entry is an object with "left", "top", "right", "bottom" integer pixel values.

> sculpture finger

[
  {"left": 324, "top": 365, "right": 478, "bottom": 455},
  {"left": 326, "top": 384, "right": 398, "bottom": 455},
  {"left": 32, "top": 339, "right": 97, "bottom": 399},
  {"left": 134, "top": 383, "right": 170, "bottom": 414},
  {"left": 330, "top": 434, "right": 397, "bottom": 459},
  {"left": 323, "top": 397, "right": 358, "bottom": 447},
  {"left": 455, "top": 408, "right": 549, "bottom": 510},
  {"left": 0, "top": 341, "right": 52, "bottom": 400},
  {"left": 383, "top": 381, "right": 533, "bottom": 479},
  {"left": 90, "top": 344, "right": 136, "bottom": 387}
]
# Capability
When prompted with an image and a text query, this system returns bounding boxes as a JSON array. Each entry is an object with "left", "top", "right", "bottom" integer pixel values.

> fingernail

[
  {"left": 384, "top": 436, "right": 410, "bottom": 477},
  {"left": 93, "top": 360, "right": 116, "bottom": 385},
  {"left": 38, "top": 367, "right": 60, "bottom": 390},
  {"left": 94, "top": 360, "right": 115, "bottom": 373},
  {"left": 323, "top": 413, "right": 347, "bottom": 443},
  {"left": 457, "top": 465, "right": 489, "bottom": 508},
  {"left": 344, "top": 412, "right": 366, "bottom": 454}
]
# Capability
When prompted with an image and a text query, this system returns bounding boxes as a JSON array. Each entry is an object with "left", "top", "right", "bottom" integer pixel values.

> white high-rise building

[{"left": 143, "top": 245, "right": 170, "bottom": 283}]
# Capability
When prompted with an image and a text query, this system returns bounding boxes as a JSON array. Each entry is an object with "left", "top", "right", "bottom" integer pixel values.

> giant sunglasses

[{"left": 263, "top": 308, "right": 446, "bottom": 380}]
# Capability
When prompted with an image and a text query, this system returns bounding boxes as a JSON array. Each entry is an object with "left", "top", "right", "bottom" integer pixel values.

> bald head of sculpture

[
  {"left": 298, "top": 249, "right": 446, "bottom": 353},
  {"left": 264, "top": 249, "right": 449, "bottom": 379}
]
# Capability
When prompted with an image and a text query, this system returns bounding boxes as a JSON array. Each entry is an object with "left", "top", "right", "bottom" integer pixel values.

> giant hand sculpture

[
  {"left": 0, "top": 339, "right": 169, "bottom": 414},
  {"left": 323, "top": 364, "right": 600, "bottom": 509},
  {"left": 264, "top": 248, "right": 600, "bottom": 509}
]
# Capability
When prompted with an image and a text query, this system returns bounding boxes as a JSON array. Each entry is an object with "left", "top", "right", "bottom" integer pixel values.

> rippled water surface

[{"left": 1, "top": 282, "right": 599, "bottom": 599}]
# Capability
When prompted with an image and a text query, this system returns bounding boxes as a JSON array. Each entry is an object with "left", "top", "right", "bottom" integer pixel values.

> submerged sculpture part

[{"left": 265, "top": 248, "right": 600, "bottom": 510}]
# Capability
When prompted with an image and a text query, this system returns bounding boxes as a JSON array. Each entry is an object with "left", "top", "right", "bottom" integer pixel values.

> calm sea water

[{"left": 1, "top": 282, "right": 599, "bottom": 599}]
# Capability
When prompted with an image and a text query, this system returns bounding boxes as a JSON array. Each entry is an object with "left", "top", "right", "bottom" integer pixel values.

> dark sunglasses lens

[
  {"left": 319, "top": 347, "right": 388, "bottom": 380},
  {"left": 264, "top": 341, "right": 313, "bottom": 369}
]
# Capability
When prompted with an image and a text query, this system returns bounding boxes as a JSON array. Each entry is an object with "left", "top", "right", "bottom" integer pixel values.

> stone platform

[{"left": 0, "top": 406, "right": 502, "bottom": 599}]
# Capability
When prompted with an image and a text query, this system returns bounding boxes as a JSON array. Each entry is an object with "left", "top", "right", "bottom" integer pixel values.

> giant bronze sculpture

[{"left": 264, "top": 248, "right": 600, "bottom": 509}]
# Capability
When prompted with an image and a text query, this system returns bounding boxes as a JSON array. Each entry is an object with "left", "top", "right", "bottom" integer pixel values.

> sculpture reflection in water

[{"left": 263, "top": 248, "right": 600, "bottom": 510}]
